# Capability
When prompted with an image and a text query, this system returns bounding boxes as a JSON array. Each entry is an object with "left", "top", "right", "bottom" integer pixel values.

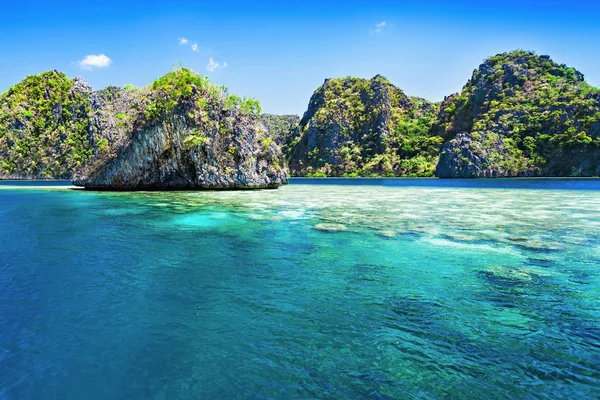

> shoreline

[{"left": 2, "top": 176, "right": 600, "bottom": 182}]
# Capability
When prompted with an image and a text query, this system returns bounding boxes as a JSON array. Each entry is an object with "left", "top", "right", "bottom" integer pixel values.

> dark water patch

[{"left": 526, "top": 257, "right": 556, "bottom": 268}]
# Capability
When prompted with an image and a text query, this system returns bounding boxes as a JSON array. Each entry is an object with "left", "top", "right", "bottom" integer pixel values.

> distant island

[{"left": 1, "top": 50, "right": 599, "bottom": 188}]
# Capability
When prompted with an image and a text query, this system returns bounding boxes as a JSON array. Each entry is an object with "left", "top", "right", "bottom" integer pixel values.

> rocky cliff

[
  {"left": 436, "top": 132, "right": 531, "bottom": 178},
  {"left": 73, "top": 68, "right": 287, "bottom": 189},
  {"left": 434, "top": 50, "right": 600, "bottom": 177},
  {"left": 0, "top": 68, "right": 287, "bottom": 189},
  {"left": 4, "top": 51, "right": 599, "bottom": 182},
  {"left": 287, "top": 75, "right": 441, "bottom": 177}
]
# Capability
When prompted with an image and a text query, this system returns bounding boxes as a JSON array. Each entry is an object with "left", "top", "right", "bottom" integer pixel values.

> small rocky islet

[
  {"left": 0, "top": 67, "right": 287, "bottom": 189},
  {"left": 0, "top": 50, "right": 599, "bottom": 189}
]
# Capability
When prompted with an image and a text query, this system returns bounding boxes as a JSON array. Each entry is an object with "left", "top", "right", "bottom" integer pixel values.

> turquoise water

[{"left": 1, "top": 179, "right": 599, "bottom": 399}]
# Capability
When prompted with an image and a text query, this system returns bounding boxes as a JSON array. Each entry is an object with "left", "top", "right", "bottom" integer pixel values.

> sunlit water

[{"left": 1, "top": 179, "right": 599, "bottom": 399}]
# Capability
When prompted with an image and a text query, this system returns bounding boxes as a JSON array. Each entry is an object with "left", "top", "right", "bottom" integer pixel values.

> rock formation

[
  {"left": 74, "top": 69, "right": 286, "bottom": 190},
  {"left": 2, "top": 50, "right": 600, "bottom": 182},
  {"left": 0, "top": 68, "right": 287, "bottom": 189},
  {"left": 434, "top": 50, "right": 600, "bottom": 177},
  {"left": 0, "top": 71, "right": 92, "bottom": 179},
  {"left": 287, "top": 75, "right": 440, "bottom": 177}
]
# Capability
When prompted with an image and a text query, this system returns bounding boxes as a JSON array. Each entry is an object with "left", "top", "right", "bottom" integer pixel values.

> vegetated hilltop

[
  {"left": 74, "top": 67, "right": 287, "bottom": 189},
  {"left": 434, "top": 50, "right": 600, "bottom": 177},
  {"left": 0, "top": 67, "right": 287, "bottom": 189},
  {"left": 0, "top": 71, "right": 94, "bottom": 178},
  {"left": 286, "top": 75, "right": 441, "bottom": 177},
  {"left": 3, "top": 50, "right": 599, "bottom": 183}
]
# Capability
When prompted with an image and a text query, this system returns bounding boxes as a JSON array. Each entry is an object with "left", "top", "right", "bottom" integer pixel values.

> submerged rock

[{"left": 314, "top": 223, "right": 348, "bottom": 232}]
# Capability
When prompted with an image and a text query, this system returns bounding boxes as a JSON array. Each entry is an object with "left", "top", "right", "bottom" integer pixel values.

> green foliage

[
  {"left": 145, "top": 67, "right": 212, "bottom": 120},
  {"left": 0, "top": 70, "right": 92, "bottom": 177},
  {"left": 145, "top": 67, "right": 262, "bottom": 122},
  {"left": 305, "top": 171, "right": 328, "bottom": 178},
  {"left": 260, "top": 114, "right": 300, "bottom": 148},
  {"left": 261, "top": 136, "right": 274, "bottom": 154},
  {"left": 437, "top": 50, "right": 600, "bottom": 173},
  {"left": 227, "top": 146, "right": 238, "bottom": 156},
  {"left": 0, "top": 66, "right": 270, "bottom": 179},
  {"left": 224, "top": 95, "right": 241, "bottom": 110},
  {"left": 223, "top": 94, "right": 261, "bottom": 117},
  {"left": 97, "top": 138, "right": 109, "bottom": 153},
  {"left": 240, "top": 98, "right": 261, "bottom": 117},
  {"left": 288, "top": 75, "right": 443, "bottom": 177},
  {"left": 183, "top": 129, "right": 209, "bottom": 148}
]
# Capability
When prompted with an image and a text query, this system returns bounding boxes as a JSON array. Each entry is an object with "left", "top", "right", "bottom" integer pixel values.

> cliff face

[
  {"left": 287, "top": 75, "right": 441, "bottom": 177},
  {"left": 73, "top": 68, "right": 287, "bottom": 190},
  {"left": 0, "top": 68, "right": 287, "bottom": 189},
  {"left": 434, "top": 50, "right": 600, "bottom": 177},
  {"left": 436, "top": 132, "right": 532, "bottom": 178}
]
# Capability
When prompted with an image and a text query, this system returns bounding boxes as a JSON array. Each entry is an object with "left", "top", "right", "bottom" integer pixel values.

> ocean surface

[{"left": 1, "top": 178, "right": 599, "bottom": 399}]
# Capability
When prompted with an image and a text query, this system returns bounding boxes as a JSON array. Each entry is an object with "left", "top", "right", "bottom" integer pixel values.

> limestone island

[
  {"left": 0, "top": 67, "right": 287, "bottom": 190},
  {"left": 1, "top": 51, "right": 599, "bottom": 183}
]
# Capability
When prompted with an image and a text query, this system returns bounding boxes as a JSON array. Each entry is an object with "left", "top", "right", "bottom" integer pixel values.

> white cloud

[
  {"left": 370, "top": 21, "right": 387, "bottom": 34},
  {"left": 207, "top": 57, "right": 228, "bottom": 72},
  {"left": 191, "top": 43, "right": 199, "bottom": 52},
  {"left": 178, "top": 37, "right": 188, "bottom": 45},
  {"left": 77, "top": 54, "right": 112, "bottom": 70}
]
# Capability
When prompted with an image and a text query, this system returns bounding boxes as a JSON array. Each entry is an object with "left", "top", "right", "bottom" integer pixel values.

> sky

[{"left": 2, "top": 0, "right": 600, "bottom": 115}]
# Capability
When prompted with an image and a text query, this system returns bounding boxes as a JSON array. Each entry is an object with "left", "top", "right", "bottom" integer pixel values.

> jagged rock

[
  {"left": 72, "top": 77, "right": 92, "bottom": 97},
  {"left": 73, "top": 69, "right": 287, "bottom": 190},
  {"left": 287, "top": 75, "right": 440, "bottom": 177},
  {"left": 433, "top": 50, "right": 600, "bottom": 177},
  {"left": 436, "top": 132, "right": 533, "bottom": 178},
  {"left": 73, "top": 114, "right": 287, "bottom": 190},
  {"left": 0, "top": 69, "right": 287, "bottom": 188}
]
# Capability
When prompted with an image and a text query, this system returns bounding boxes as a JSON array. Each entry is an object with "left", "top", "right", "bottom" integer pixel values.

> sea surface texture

[{"left": 1, "top": 179, "right": 599, "bottom": 399}]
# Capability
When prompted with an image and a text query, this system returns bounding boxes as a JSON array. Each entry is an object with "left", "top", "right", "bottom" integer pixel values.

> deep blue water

[{"left": 1, "top": 180, "right": 599, "bottom": 399}]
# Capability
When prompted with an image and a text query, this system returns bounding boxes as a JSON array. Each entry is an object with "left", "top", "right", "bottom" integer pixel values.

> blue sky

[{"left": 2, "top": 0, "right": 600, "bottom": 115}]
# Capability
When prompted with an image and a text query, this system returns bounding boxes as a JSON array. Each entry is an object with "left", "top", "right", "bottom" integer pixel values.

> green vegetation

[
  {"left": 0, "top": 66, "right": 267, "bottom": 179},
  {"left": 2, "top": 51, "right": 598, "bottom": 179},
  {"left": 240, "top": 98, "right": 261, "bottom": 117},
  {"left": 434, "top": 50, "right": 600, "bottom": 174},
  {"left": 97, "top": 138, "right": 110, "bottom": 154},
  {"left": 145, "top": 67, "right": 213, "bottom": 120},
  {"left": 260, "top": 114, "right": 300, "bottom": 147},
  {"left": 288, "top": 75, "right": 441, "bottom": 177},
  {"left": 145, "top": 67, "right": 262, "bottom": 121},
  {"left": 0, "top": 71, "right": 91, "bottom": 178},
  {"left": 183, "top": 129, "right": 209, "bottom": 148}
]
